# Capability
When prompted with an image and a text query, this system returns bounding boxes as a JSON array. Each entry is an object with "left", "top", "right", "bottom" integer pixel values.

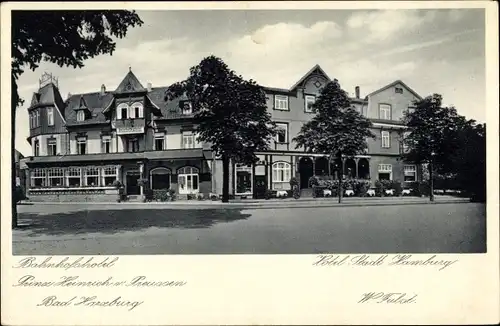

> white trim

[
  {"left": 304, "top": 95, "right": 316, "bottom": 113},
  {"left": 102, "top": 98, "right": 115, "bottom": 114},
  {"left": 372, "top": 122, "right": 406, "bottom": 129},
  {"left": 53, "top": 102, "right": 67, "bottom": 124},
  {"left": 47, "top": 107, "right": 54, "bottom": 126},
  {"left": 381, "top": 131, "right": 391, "bottom": 148},
  {"left": 147, "top": 95, "right": 161, "bottom": 111},
  {"left": 274, "top": 95, "right": 289, "bottom": 111}
]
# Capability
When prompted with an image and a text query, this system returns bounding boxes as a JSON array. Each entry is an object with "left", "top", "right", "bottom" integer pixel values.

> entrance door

[
  {"left": 126, "top": 174, "right": 140, "bottom": 195},
  {"left": 254, "top": 175, "right": 267, "bottom": 199},
  {"left": 299, "top": 157, "right": 314, "bottom": 189}
]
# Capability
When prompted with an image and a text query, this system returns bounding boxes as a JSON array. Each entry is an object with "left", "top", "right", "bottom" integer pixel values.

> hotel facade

[{"left": 21, "top": 65, "right": 422, "bottom": 201}]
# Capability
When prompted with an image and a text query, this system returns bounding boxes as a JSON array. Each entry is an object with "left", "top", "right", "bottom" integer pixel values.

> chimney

[
  {"left": 355, "top": 86, "right": 360, "bottom": 99},
  {"left": 101, "top": 84, "right": 106, "bottom": 96},
  {"left": 147, "top": 82, "right": 152, "bottom": 92}
]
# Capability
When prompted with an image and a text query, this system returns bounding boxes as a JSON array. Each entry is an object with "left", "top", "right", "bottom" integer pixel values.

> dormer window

[
  {"left": 77, "top": 110, "right": 85, "bottom": 122},
  {"left": 395, "top": 87, "right": 403, "bottom": 94},
  {"left": 131, "top": 102, "right": 144, "bottom": 119},
  {"left": 47, "top": 108, "right": 54, "bottom": 126},
  {"left": 182, "top": 101, "right": 192, "bottom": 115}
]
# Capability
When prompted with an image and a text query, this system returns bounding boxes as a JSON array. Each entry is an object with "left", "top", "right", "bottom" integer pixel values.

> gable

[
  {"left": 289, "top": 64, "right": 331, "bottom": 91},
  {"left": 366, "top": 80, "right": 422, "bottom": 100},
  {"left": 115, "top": 70, "right": 146, "bottom": 94}
]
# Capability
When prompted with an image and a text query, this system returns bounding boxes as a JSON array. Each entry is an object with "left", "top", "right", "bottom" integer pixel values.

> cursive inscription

[
  {"left": 14, "top": 275, "right": 187, "bottom": 287},
  {"left": 358, "top": 292, "right": 417, "bottom": 304},
  {"left": 37, "top": 295, "right": 143, "bottom": 311},
  {"left": 313, "top": 254, "right": 458, "bottom": 271},
  {"left": 14, "top": 257, "right": 118, "bottom": 270}
]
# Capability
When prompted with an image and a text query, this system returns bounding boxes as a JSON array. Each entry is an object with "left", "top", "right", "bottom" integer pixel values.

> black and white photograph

[
  {"left": 9, "top": 6, "right": 489, "bottom": 255},
  {"left": 2, "top": 2, "right": 499, "bottom": 325}
]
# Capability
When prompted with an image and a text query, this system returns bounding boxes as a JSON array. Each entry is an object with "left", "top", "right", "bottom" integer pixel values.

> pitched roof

[
  {"left": 114, "top": 69, "right": 147, "bottom": 94},
  {"left": 365, "top": 80, "right": 422, "bottom": 100},
  {"left": 289, "top": 64, "right": 331, "bottom": 91},
  {"left": 65, "top": 92, "right": 114, "bottom": 126}
]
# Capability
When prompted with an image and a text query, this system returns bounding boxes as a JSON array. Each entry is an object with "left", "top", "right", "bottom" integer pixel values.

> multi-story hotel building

[{"left": 21, "top": 65, "right": 422, "bottom": 201}]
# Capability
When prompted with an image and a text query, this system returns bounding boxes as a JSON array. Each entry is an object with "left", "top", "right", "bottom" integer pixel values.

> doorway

[
  {"left": 126, "top": 172, "right": 140, "bottom": 195},
  {"left": 299, "top": 157, "right": 314, "bottom": 189}
]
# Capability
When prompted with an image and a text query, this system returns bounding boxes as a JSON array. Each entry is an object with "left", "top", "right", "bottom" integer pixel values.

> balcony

[{"left": 113, "top": 119, "right": 145, "bottom": 135}]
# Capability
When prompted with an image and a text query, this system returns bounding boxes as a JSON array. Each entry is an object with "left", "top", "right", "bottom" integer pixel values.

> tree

[
  {"left": 11, "top": 10, "right": 143, "bottom": 228},
  {"left": 402, "top": 94, "right": 471, "bottom": 201},
  {"left": 165, "top": 56, "right": 277, "bottom": 203},
  {"left": 293, "top": 80, "right": 375, "bottom": 203}
]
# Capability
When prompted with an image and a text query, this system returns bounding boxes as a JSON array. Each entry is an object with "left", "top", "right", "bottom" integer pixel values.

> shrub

[
  {"left": 419, "top": 181, "right": 431, "bottom": 197},
  {"left": 112, "top": 180, "right": 122, "bottom": 189},
  {"left": 354, "top": 180, "right": 370, "bottom": 197},
  {"left": 168, "top": 189, "right": 176, "bottom": 201},
  {"left": 374, "top": 180, "right": 384, "bottom": 197},
  {"left": 197, "top": 194, "right": 205, "bottom": 200},
  {"left": 210, "top": 194, "right": 218, "bottom": 201},
  {"left": 308, "top": 176, "right": 319, "bottom": 187},
  {"left": 14, "top": 185, "right": 26, "bottom": 203},
  {"left": 145, "top": 188, "right": 154, "bottom": 201},
  {"left": 392, "top": 180, "right": 403, "bottom": 196},
  {"left": 289, "top": 177, "right": 299, "bottom": 188},
  {"left": 265, "top": 189, "right": 274, "bottom": 200},
  {"left": 153, "top": 189, "right": 170, "bottom": 202}
]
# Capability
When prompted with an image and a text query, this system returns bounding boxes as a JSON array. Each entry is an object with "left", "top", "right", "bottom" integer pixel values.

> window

[
  {"left": 47, "top": 168, "right": 64, "bottom": 187},
  {"left": 182, "top": 101, "right": 192, "bottom": 115},
  {"left": 379, "top": 104, "right": 391, "bottom": 120},
  {"left": 35, "top": 111, "right": 40, "bottom": 127},
  {"left": 381, "top": 131, "right": 391, "bottom": 148},
  {"left": 274, "top": 95, "right": 289, "bottom": 111},
  {"left": 101, "top": 135, "right": 111, "bottom": 153},
  {"left": 30, "top": 168, "right": 46, "bottom": 187},
  {"left": 29, "top": 113, "right": 33, "bottom": 128},
  {"left": 272, "top": 162, "right": 291, "bottom": 189},
  {"left": 84, "top": 167, "right": 100, "bottom": 186},
  {"left": 235, "top": 164, "right": 252, "bottom": 194},
  {"left": 47, "top": 138, "right": 57, "bottom": 156},
  {"left": 404, "top": 165, "right": 417, "bottom": 182},
  {"left": 77, "top": 110, "right": 85, "bottom": 122},
  {"left": 378, "top": 164, "right": 392, "bottom": 180},
  {"left": 77, "top": 137, "right": 87, "bottom": 154},
  {"left": 154, "top": 133, "right": 165, "bottom": 151},
  {"left": 66, "top": 167, "right": 82, "bottom": 187},
  {"left": 305, "top": 95, "right": 316, "bottom": 113},
  {"left": 407, "top": 105, "right": 416, "bottom": 114},
  {"left": 275, "top": 123, "right": 288, "bottom": 143},
  {"left": 131, "top": 102, "right": 144, "bottom": 118},
  {"left": 47, "top": 108, "right": 54, "bottom": 126},
  {"left": 395, "top": 87, "right": 403, "bottom": 94},
  {"left": 182, "top": 131, "right": 196, "bottom": 149},
  {"left": 127, "top": 138, "right": 139, "bottom": 152},
  {"left": 121, "top": 107, "right": 128, "bottom": 119},
  {"left": 117, "top": 104, "right": 128, "bottom": 119},
  {"left": 150, "top": 167, "right": 172, "bottom": 190},
  {"left": 177, "top": 166, "right": 199, "bottom": 194},
  {"left": 33, "top": 139, "right": 40, "bottom": 156},
  {"left": 102, "top": 166, "right": 118, "bottom": 186}
]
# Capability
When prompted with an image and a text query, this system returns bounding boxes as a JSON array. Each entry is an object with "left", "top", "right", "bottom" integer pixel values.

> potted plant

[
  {"left": 137, "top": 178, "right": 150, "bottom": 202},
  {"left": 112, "top": 180, "right": 123, "bottom": 203}
]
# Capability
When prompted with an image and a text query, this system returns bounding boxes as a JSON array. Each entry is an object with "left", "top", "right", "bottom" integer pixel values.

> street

[{"left": 12, "top": 202, "right": 486, "bottom": 255}]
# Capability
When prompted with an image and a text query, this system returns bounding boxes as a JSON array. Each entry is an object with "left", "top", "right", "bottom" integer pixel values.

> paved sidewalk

[{"left": 19, "top": 195, "right": 469, "bottom": 209}]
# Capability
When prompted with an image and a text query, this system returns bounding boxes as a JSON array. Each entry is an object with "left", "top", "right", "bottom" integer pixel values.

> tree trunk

[
  {"left": 222, "top": 154, "right": 230, "bottom": 203},
  {"left": 337, "top": 152, "right": 343, "bottom": 204},
  {"left": 429, "top": 161, "right": 435, "bottom": 202},
  {"left": 12, "top": 76, "right": 18, "bottom": 229}
]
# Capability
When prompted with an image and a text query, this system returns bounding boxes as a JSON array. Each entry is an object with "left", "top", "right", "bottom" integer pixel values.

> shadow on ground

[{"left": 17, "top": 209, "right": 252, "bottom": 236}]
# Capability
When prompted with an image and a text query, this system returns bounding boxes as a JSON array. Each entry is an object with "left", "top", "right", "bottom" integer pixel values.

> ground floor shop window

[
  {"left": 404, "top": 165, "right": 417, "bottom": 182},
  {"left": 178, "top": 166, "right": 199, "bottom": 194},
  {"left": 378, "top": 164, "right": 392, "bottom": 180},
  {"left": 235, "top": 164, "right": 252, "bottom": 194},
  {"left": 31, "top": 168, "right": 46, "bottom": 187},
  {"left": 102, "top": 166, "right": 118, "bottom": 186},
  {"left": 272, "top": 162, "right": 291, "bottom": 190},
  {"left": 84, "top": 167, "right": 100, "bottom": 186},
  {"left": 66, "top": 167, "right": 82, "bottom": 187},
  {"left": 47, "top": 168, "right": 64, "bottom": 187},
  {"left": 150, "top": 167, "right": 171, "bottom": 189}
]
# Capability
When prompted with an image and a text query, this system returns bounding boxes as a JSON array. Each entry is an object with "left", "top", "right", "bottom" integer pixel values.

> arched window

[
  {"left": 177, "top": 166, "right": 199, "bottom": 194},
  {"left": 150, "top": 167, "right": 172, "bottom": 190},
  {"left": 77, "top": 110, "right": 85, "bottom": 122},
  {"left": 272, "top": 162, "right": 291, "bottom": 190},
  {"left": 131, "top": 102, "right": 144, "bottom": 119},
  {"left": 117, "top": 103, "right": 129, "bottom": 120}
]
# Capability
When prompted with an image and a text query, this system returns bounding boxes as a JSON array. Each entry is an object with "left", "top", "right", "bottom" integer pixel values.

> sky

[{"left": 15, "top": 9, "right": 486, "bottom": 156}]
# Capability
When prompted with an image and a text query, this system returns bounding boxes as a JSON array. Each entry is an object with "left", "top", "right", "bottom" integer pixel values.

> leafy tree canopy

[
  {"left": 165, "top": 55, "right": 277, "bottom": 164},
  {"left": 294, "top": 80, "right": 375, "bottom": 158}
]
